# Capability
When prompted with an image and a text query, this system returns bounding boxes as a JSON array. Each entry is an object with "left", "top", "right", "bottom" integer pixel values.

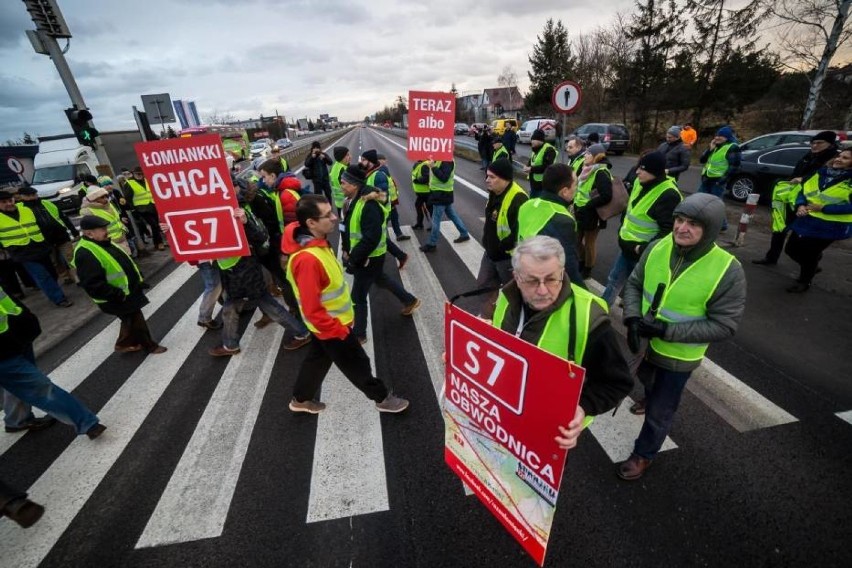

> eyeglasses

[
  {"left": 313, "top": 211, "right": 336, "bottom": 220},
  {"left": 516, "top": 272, "right": 564, "bottom": 289}
]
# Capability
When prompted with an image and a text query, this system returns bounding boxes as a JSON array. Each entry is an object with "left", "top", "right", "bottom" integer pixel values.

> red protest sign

[
  {"left": 134, "top": 134, "right": 250, "bottom": 262},
  {"left": 407, "top": 90, "right": 455, "bottom": 161},
  {"left": 442, "top": 303, "right": 585, "bottom": 566}
]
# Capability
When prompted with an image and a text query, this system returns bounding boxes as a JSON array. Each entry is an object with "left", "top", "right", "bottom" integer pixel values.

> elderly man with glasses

[{"left": 490, "top": 235, "right": 633, "bottom": 450}]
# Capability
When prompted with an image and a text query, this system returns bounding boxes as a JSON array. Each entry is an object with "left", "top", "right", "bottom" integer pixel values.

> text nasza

[{"left": 448, "top": 374, "right": 556, "bottom": 486}]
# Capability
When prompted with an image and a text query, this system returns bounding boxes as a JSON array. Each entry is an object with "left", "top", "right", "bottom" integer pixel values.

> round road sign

[
  {"left": 552, "top": 81, "right": 582, "bottom": 114},
  {"left": 7, "top": 157, "right": 24, "bottom": 175}
]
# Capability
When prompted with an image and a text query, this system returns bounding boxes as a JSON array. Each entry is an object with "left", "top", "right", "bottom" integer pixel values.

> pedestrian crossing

[{"left": 0, "top": 220, "right": 828, "bottom": 565}]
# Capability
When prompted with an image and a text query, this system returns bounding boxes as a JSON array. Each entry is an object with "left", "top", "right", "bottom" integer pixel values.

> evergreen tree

[{"left": 525, "top": 19, "right": 575, "bottom": 114}]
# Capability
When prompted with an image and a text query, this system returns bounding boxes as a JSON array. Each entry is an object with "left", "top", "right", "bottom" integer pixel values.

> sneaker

[
  {"left": 396, "top": 234, "right": 411, "bottom": 241},
  {"left": 453, "top": 235, "right": 471, "bottom": 243},
  {"left": 4, "top": 416, "right": 57, "bottom": 433},
  {"left": 283, "top": 334, "right": 312, "bottom": 350},
  {"left": 411, "top": 224, "right": 424, "bottom": 230},
  {"left": 56, "top": 299, "right": 74, "bottom": 308},
  {"left": 289, "top": 397, "right": 327, "bottom": 414},
  {"left": 420, "top": 244, "right": 436, "bottom": 253},
  {"left": 401, "top": 298, "right": 421, "bottom": 316},
  {"left": 86, "top": 423, "right": 107, "bottom": 440},
  {"left": 398, "top": 253, "right": 409, "bottom": 270},
  {"left": 148, "top": 346, "right": 168, "bottom": 355},
  {"left": 629, "top": 399, "right": 646, "bottom": 415},
  {"left": 197, "top": 320, "right": 223, "bottom": 330},
  {"left": 376, "top": 393, "right": 410, "bottom": 414},
  {"left": 254, "top": 314, "right": 273, "bottom": 328},
  {"left": 210, "top": 345, "right": 241, "bottom": 357}
]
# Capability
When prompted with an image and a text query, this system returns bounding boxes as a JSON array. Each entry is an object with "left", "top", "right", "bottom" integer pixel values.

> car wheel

[{"left": 728, "top": 175, "right": 754, "bottom": 202}]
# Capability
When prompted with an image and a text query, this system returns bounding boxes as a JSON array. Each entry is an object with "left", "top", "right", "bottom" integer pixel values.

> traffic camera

[{"left": 65, "top": 108, "right": 99, "bottom": 147}]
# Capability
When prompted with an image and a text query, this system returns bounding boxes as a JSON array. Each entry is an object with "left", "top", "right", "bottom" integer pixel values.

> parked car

[
  {"left": 250, "top": 141, "right": 272, "bottom": 160},
  {"left": 517, "top": 118, "right": 557, "bottom": 144},
  {"left": 468, "top": 123, "right": 487, "bottom": 137},
  {"left": 454, "top": 123, "right": 470, "bottom": 135},
  {"left": 490, "top": 118, "right": 520, "bottom": 136},
  {"left": 726, "top": 142, "right": 810, "bottom": 202},
  {"left": 738, "top": 130, "right": 852, "bottom": 155},
  {"left": 573, "top": 123, "right": 630, "bottom": 155},
  {"left": 275, "top": 138, "right": 293, "bottom": 149}
]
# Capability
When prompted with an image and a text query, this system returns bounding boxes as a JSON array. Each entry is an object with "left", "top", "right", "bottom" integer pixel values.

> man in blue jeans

[
  {"left": 195, "top": 260, "right": 223, "bottom": 330},
  {"left": 620, "top": 194, "right": 746, "bottom": 480},
  {"left": 696, "top": 125, "right": 741, "bottom": 232},
  {"left": 419, "top": 159, "right": 470, "bottom": 252},
  {"left": 1, "top": 285, "right": 106, "bottom": 439},
  {"left": 0, "top": 191, "right": 72, "bottom": 308}
]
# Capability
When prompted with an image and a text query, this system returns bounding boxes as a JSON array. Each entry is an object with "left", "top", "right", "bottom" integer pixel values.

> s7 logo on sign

[{"left": 449, "top": 320, "right": 528, "bottom": 415}]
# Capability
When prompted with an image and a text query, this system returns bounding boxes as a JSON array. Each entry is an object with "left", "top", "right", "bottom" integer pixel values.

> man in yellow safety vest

[
  {"left": 697, "top": 125, "right": 741, "bottom": 232},
  {"left": 125, "top": 167, "right": 165, "bottom": 250}
]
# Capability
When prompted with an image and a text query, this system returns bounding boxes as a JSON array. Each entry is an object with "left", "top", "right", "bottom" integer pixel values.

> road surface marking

[
  {"left": 0, "top": 263, "right": 195, "bottom": 458},
  {"left": 836, "top": 410, "right": 852, "bottom": 425},
  {"left": 0, "top": 298, "right": 203, "bottom": 568},
  {"left": 306, "top": 240, "right": 387, "bottom": 523},
  {"left": 135, "top": 312, "right": 282, "bottom": 548}
]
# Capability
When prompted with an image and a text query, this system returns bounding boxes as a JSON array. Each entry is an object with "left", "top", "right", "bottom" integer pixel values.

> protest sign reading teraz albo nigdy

[
  {"left": 407, "top": 90, "right": 455, "bottom": 161},
  {"left": 134, "top": 134, "right": 250, "bottom": 262},
  {"left": 442, "top": 304, "right": 585, "bottom": 566}
]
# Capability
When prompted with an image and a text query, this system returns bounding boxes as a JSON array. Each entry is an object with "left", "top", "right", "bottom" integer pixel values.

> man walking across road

[
  {"left": 16, "top": 185, "right": 79, "bottom": 284},
  {"left": 619, "top": 193, "right": 746, "bottom": 480},
  {"left": 524, "top": 129, "right": 557, "bottom": 198},
  {"left": 476, "top": 158, "right": 528, "bottom": 318},
  {"left": 656, "top": 126, "right": 691, "bottom": 181},
  {"left": 1, "top": 284, "right": 106, "bottom": 439},
  {"left": 360, "top": 150, "right": 409, "bottom": 268},
  {"left": 490, "top": 236, "right": 632, "bottom": 450},
  {"left": 697, "top": 125, "right": 741, "bottom": 231},
  {"left": 125, "top": 166, "right": 166, "bottom": 250},
  {"left": 419, "top": 158, "right": 471, "bottom": 252},
  {"left": 74, "top": 215, "right": 167, "bottom": 354},
  {"left": 0, "top": 190, "right": 73, "bottom": 307},
  {"left": 329, "top": 146, "right": 350, "bottom": 214},
  {"left": 340, "top": 165, "right": 420, "bottom": 344},
  {"left": 410, "top": 159, "right": 432, "bottom": 230},
  {"left": 283, "top": 194, "right": 409, "bottom": 414}
]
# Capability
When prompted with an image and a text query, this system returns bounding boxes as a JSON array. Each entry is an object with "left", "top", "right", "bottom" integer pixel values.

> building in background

[{"left": 172, "top": 100, "right": 201, "bottom": 129}]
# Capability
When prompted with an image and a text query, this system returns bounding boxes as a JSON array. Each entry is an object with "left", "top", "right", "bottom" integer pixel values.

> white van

[
  {"left": 31, "top": 137, "right": 100, "bottom": 213},
  {"left": 517, "top": 118, "right": 558, "bottom": 144}
]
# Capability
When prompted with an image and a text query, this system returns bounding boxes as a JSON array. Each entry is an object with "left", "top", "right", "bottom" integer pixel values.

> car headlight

[{"left": 57, "top": 186, "right": 74, "bottom": 195}]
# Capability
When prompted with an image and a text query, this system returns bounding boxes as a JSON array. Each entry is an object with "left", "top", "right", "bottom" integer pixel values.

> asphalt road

[{"left": 2, "top": 127, "right": 850, "bottom": 567}]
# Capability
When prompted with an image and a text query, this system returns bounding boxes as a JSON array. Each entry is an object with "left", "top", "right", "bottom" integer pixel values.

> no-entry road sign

[{"left": 552, "top": 81, "right": 582, "bottom": 114}]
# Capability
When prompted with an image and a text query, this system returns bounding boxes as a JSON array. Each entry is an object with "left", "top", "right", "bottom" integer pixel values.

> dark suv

[{"left": 573, "top": 123, "right": 630, "bottom": 155}]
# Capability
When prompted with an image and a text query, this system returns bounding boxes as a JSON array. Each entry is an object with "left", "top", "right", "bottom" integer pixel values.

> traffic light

[{"left": 65, "top": 107, "right": 99, "bottom": 147}]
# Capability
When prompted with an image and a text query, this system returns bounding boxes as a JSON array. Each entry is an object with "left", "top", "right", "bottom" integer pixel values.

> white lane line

[
  {"left": 439, "top": 222, "right": 482, "bottom": 276},
  {"left": 0, "top": 263, "right": 196, "bottom": 458},
  {"left": 586, "top": 281, "right": 799, "bottom": 433},
  {"left": 306, "top": 242, "right": 387, "bottom": 523},
  {"left": 396, "top": 226, "right": 473, "bottom": 496},
  {"left": 370, "top": 128, "right": 488, "bottom": 198},
  {"left": 135, "top": 312, "right": 281, "bottom": 548},
  {"left": 0, "top": 298, "right": 204, "bottom": 568},
  {"left": 836, "top": 410, "right": 852, "bottom": 425}
]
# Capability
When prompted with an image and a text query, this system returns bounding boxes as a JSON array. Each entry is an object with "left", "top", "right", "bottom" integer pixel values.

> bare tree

[
  {"left": 600, "top": 13, "right": 635, "bottom": 124},
  {"left": 573, "top": 28, "right": 617, "bottom": 122},
  {"left": 769, "top": 0, "right": 852, "bottom": 128},
  {"left": 203, "top": 110, "right": 238, "bottom": 125},
  {"left": 497, "top": 66, "right": 520, "bottom": 116}
]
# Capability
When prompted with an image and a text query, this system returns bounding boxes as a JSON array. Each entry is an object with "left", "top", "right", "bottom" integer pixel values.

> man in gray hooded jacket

[{"left": 618, "top": 193, "right": 746, "bottom": 480}]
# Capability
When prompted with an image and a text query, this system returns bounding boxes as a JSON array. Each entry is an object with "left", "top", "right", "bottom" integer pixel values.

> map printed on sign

[
  {"left": 134, "top": 134, "right": 250, "bottom": 262},
  {"left": 442, "top": 303, "right": 585, "bottom": 566},
  {"left": 407, "top": 90, "right": 455, "bottom": 161}
]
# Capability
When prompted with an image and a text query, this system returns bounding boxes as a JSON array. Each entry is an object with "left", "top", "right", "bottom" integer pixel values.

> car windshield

[
  {"left": 32, "top": 165, "right": 76, "bottom": 184},
  {"left": 741, "top": 134, "right": 782, "bottom": 152},
  {"left": 251, "top": 143, "right": 266, "bottom": 149}
]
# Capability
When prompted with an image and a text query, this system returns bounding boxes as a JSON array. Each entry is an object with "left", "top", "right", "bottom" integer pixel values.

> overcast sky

[{"left": 1, "top": 0, "right": 640, "bottom": 142}]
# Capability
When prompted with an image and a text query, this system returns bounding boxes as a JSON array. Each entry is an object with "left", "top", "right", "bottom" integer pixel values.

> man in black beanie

[
  {"left": 602, "top": 151, "right": 682, "bottom": 310},
  {"left": 524, "top": 129, "right": 557, "bottom": 198},
  {"left": 304, "top": 140, "right": 332, "bottom": 203},
  {"left": 477, "top": 158, "right": 528, "bottom": 318}
]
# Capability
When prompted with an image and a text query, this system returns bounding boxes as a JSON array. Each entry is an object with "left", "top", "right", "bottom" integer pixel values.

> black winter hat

[
  {"left": 311, "top": 140, "right": 322, "bottom": 149},
  {"left": 811, "top": 130, "right": 837, "bottom": 144},
  {"left": 17, "top": 185, "right": 38, "bottom": 195},
  {"left": 587, "top": 132, "right": 600, "bottom": 144},
  {"left": 638, "top": 151, "right": 667, "bottom": 177},
  {"left": 341, "top": 164, "right": 366, "bottom": 186},
  {"left": 361, "top": 149, "right": 379, "bottom": 165},
  {"left": 531, "top": 129, "right": 546, "bottom": 142},
  {"left": 487, "top": 158, "right": 514, "bottom": 182},
  {"left": 80, "top": 215, "right": 110, "bottom": 230},
  {"left": 0, "top": 190, "right": 15, "bottom": 200},
  {"left": 333, "top": 146, "right": 349, "bottom": 161}
]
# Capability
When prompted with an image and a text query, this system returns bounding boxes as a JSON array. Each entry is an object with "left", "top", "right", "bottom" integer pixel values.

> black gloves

[
  {"left": 625, "top": 317, "right": 642, "bottom": 354},
  {"left": 624, "top": 317, "right": 667, "bottom": 354},
  {"left": 637, "top": 319, "right": 667, "bottom": 339}
]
